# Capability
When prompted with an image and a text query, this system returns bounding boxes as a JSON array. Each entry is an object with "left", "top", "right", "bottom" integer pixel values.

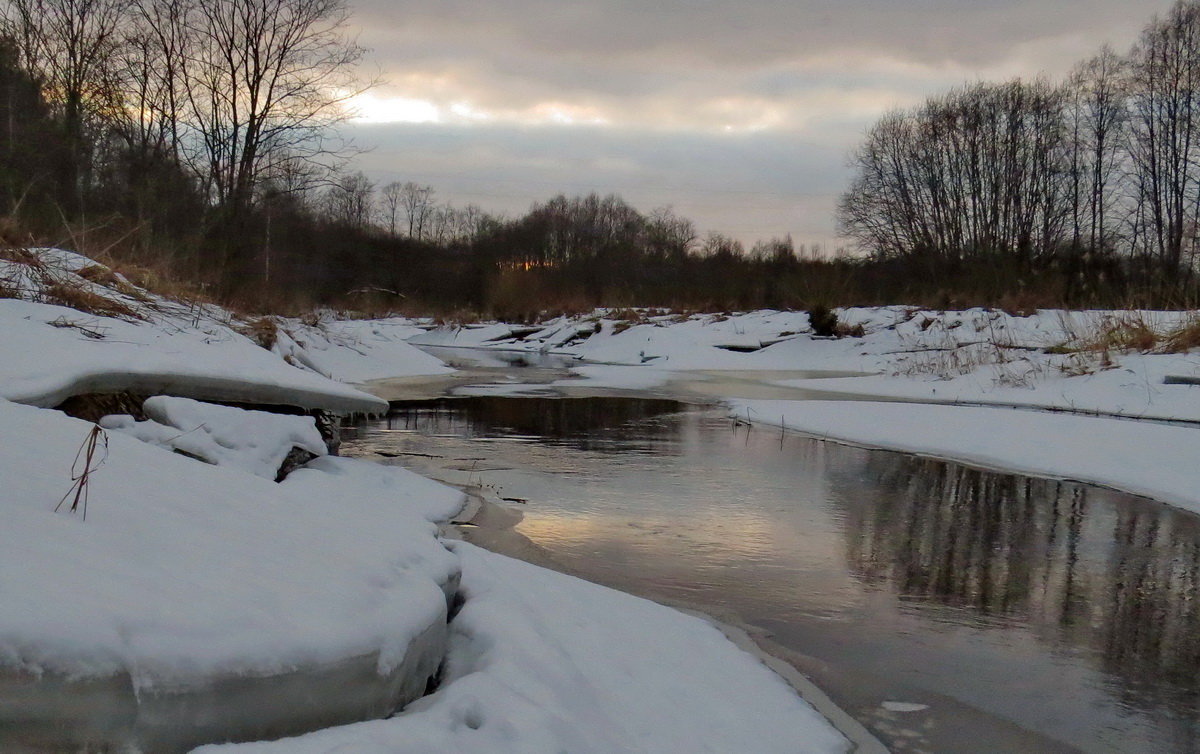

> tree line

[
  {"left": 839, "top": 0, "right": 1200, "bottom": 305},
  {"left": 11, "top": 0, "right": 1200, "bottom": 314},
  {"left": 0, "top": 0, "right": 838, "bottom": 313},
  {"left": 0, "top": 0, "right": 363, "bottom": 287}
]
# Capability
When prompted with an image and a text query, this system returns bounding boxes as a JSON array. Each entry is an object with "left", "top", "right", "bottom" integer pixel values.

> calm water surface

[{"left": 346, "top": 397, "right": 1200, "bottom": 753}]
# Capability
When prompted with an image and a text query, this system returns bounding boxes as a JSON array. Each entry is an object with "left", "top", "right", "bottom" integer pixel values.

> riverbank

[
  {"left": 9, "top": 246, "right": 1200, "bottom": 751},
  {"left": 352, "top": 395, "right": 1174, "bottom": 752},
  {"left": 401, "top": 307, "right": 1200, "bottom": 519},
  {"left": 0, "top": 250, "right": 853, "bottom": 752}
]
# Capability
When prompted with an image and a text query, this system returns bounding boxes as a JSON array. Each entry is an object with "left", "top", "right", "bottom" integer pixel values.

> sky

[{"left": 342, "top": 0, "right": 1177, "bottom": 250}]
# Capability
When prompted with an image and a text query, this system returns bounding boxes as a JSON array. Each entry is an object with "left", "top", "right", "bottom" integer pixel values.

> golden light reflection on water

[{"left": 348, "top": 396, "right": 1200, "bottom": 753}]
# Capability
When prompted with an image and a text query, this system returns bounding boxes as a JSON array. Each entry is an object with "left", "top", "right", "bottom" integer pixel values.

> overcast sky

[{"left": 342, "top": 0, "right": 1176, "bottom": 249}]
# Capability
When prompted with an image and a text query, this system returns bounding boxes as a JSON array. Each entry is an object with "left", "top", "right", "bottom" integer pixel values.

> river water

[{"left": 345, "top": 393, "right": 1200, "bottom": 754}]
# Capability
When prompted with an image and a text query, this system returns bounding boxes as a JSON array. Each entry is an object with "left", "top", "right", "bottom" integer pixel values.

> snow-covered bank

[
  {"left": 411, "top": 306, "right": 1200, "bottom": 520},
  {"left": 0, "top": 249, "right": 389, "bottom": 413},
  {"left": 0, "top": 297, "right": 387, "bottom": 414},
  {"left": 0, "top": 398, "right": 464, "bottom": 750},
  {"left": 415, "top": 307, "right": 1200, "bottom": 422},
  {"left": 729, "top": 399, "right": 1200, "bottom": 516},
  {"left": 1, "top": 250, "right": 853, "bottom": 751},
  {"left": 196, "top": 541, "right": 850, "bottom": 754},
  {"left": 270, "top": 316, "right": 453, "bottom": 384},
  {"left": 0, "top": 249, "right": 455, "bottom": 414}
]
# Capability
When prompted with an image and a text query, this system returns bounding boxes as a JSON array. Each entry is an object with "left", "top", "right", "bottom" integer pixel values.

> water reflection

[
  {"left": 372, "top": 397, "right": 689, "bottom": 454},
  {"left": 348, "top": 397, "right": 1200, "bottom": 752},
  {"left": 843, "top": 456, "right": 1200, "bottom": 710}
]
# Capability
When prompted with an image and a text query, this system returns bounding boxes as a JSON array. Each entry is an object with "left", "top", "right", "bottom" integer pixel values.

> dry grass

[
  {"left": 0, "top": 247, "right": 146, "bottom": 320},
  {"left": 0, "top": 246, "right": 47, "bottom": 266},
  {"left": 54, "top": 423, "right": 108, "bottom": 522},
  {"left": 75, "top": 263, "right": 122, "bottom": 287},
  {"left": 47, "top": 316, "right": 108, "bottom": 339},
  {"left": 837, "top": 321, "right": 867, "bottom": 338},
  {"left": 42, "top": 279, "right": 142, "bottom": 320},
  {"left": 239, "top": 316, "right": 280, "bottom": 349},
  {"left": 109, "top": 260, "right": 215, "bottom": 309},
  {"left": 1083, "top": 315, "right": 1158, "bottom": 353},
  {"left": 1160, "top": 316, "right": 1200, "bottom": 353}
]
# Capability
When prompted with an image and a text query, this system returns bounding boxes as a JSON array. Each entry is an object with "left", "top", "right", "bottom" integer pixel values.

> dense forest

[{"left": 5, "top": 0, "right": 1200, "bottom": 315}]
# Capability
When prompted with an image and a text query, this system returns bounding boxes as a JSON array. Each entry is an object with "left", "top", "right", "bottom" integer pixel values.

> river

[{"left": 346, "top": 369, "right": 1200, "bottom": 754}]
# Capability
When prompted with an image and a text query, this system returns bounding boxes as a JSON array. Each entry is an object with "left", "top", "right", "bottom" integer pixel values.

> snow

[
  {"left": 0, "top": 249, "right": 390, "bottom": 414},
  {"left": 728, "top": 399, "right": 1200, "bottom": 515},
  {"left": 196, "top": 542, "right": 849, "bottom": 754},
  {"left": 556, "top": 364, "right": 679, "bottom": 392},
  {"left": 11, "top": 247, "right": 1200, "bottom": 751},
  {"left": 0, "top": 397, "right": 462, "bottom": 686},
  {"left": 100, "top": 396, "right": 328, "bottom": 480},
  {"left": 0, "top": 298, "right": 384, "bottom": 414},
  {"left": 271, "top": 316, "right": 453, "bottom": 383}
]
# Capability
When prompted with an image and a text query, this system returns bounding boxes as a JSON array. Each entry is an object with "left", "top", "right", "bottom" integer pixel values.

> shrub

[{"left": 808, "top": 305, "right": 839, "bottom": 337}]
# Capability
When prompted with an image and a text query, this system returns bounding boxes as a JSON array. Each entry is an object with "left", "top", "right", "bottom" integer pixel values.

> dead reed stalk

[{"left": 54, "top": 424, "right": 109, "bottom": 522}]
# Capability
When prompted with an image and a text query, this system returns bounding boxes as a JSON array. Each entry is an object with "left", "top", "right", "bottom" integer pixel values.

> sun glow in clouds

[{"left": 349, "top": 92, "right": 442, "bottom": 124}]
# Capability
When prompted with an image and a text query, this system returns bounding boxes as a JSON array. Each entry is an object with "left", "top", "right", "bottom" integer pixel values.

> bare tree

[
  {"left": 1127, "top": 0, "right": 1200, "bottom": 285},
  {"left": 1064, "top": 46, "right": 1129, "bottom": 255},
  {"left": 646, "top": 205, "right": 696, "bottom": 261},
  {"left": 123, "top": 0, "right": 190, "bottom": 162},
  {"left": 177, "top": 0, "right": 364, "bottom": 226},
  {"left": 840, "top": 79, "right": 1073, "bottom": 266},
  {"left": 322, "top": 170, "right": 373, "bottom": 228},
  {"left": 379, "top": 180, "right": 403, "bottom": 235},
  {"left": 3, "top": 0, "right": 128, "bottom": 206},
  {"left": 399, "top": 181, "right": 434, "bottom": 239}
]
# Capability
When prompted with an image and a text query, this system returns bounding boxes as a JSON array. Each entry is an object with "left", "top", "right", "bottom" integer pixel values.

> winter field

[{"left": 4, "top": 247, "right": 1200, "bottom": 750}]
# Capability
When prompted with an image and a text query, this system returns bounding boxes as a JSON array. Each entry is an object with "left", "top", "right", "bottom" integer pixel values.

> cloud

[
  {"left": 341, "top": 0, "right": 1177, "bottom": 243},
  {"left": 344, "top": 121, "right": 845, "bottom": 246}
]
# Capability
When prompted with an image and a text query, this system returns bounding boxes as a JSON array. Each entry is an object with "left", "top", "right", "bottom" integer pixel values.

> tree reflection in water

[
  {"left": 842, "top": 455, "right": 1200, "bottom": 709},
  {"left": 375, "top": 397, "right": 689, "bottom": 454}
]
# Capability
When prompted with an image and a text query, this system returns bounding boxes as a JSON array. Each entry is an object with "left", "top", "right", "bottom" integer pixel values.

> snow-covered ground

[
  {"left": 10, "top": 245, "right": 1200, "bottom": 752},
  {"left": 1, "top": 399, "right": 463, "bottom": 684},
  {"left": 0, "top": 252, "right": 853, "bottom": 752},
  {"left": 271, "top": 316, "right": 452, "bottom": 384},
  {"left": 197, "top": 541, "right": 849, "bottom": 754}
]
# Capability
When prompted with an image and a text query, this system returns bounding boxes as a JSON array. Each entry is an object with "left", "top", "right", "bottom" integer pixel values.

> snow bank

[
  {"left": 0, "top": 297, "right": 386, "bottom": 414},
  {"left": 196, "top": 542, "right": 849, "bottom": 754},
  {"left": 410, "top": 311, "right": 846, "bottom": 371},
  {"left": 414, "top": 307, "right": 1200, "bottom": 425},
  {"left": 0, "top": 398, "right": 462, "bottom": 686},
  {"left": 0, "top": 249, "right": 387, "bottom": 414},
  {"left": 100, "top": 397, "right": 328, "bottom": 480},
  {"left": 272, "top": 317, "right": 452, "bottom": 383},
  {"left": 730, "top": 398, "right": 1200, "bottom": 515}
]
